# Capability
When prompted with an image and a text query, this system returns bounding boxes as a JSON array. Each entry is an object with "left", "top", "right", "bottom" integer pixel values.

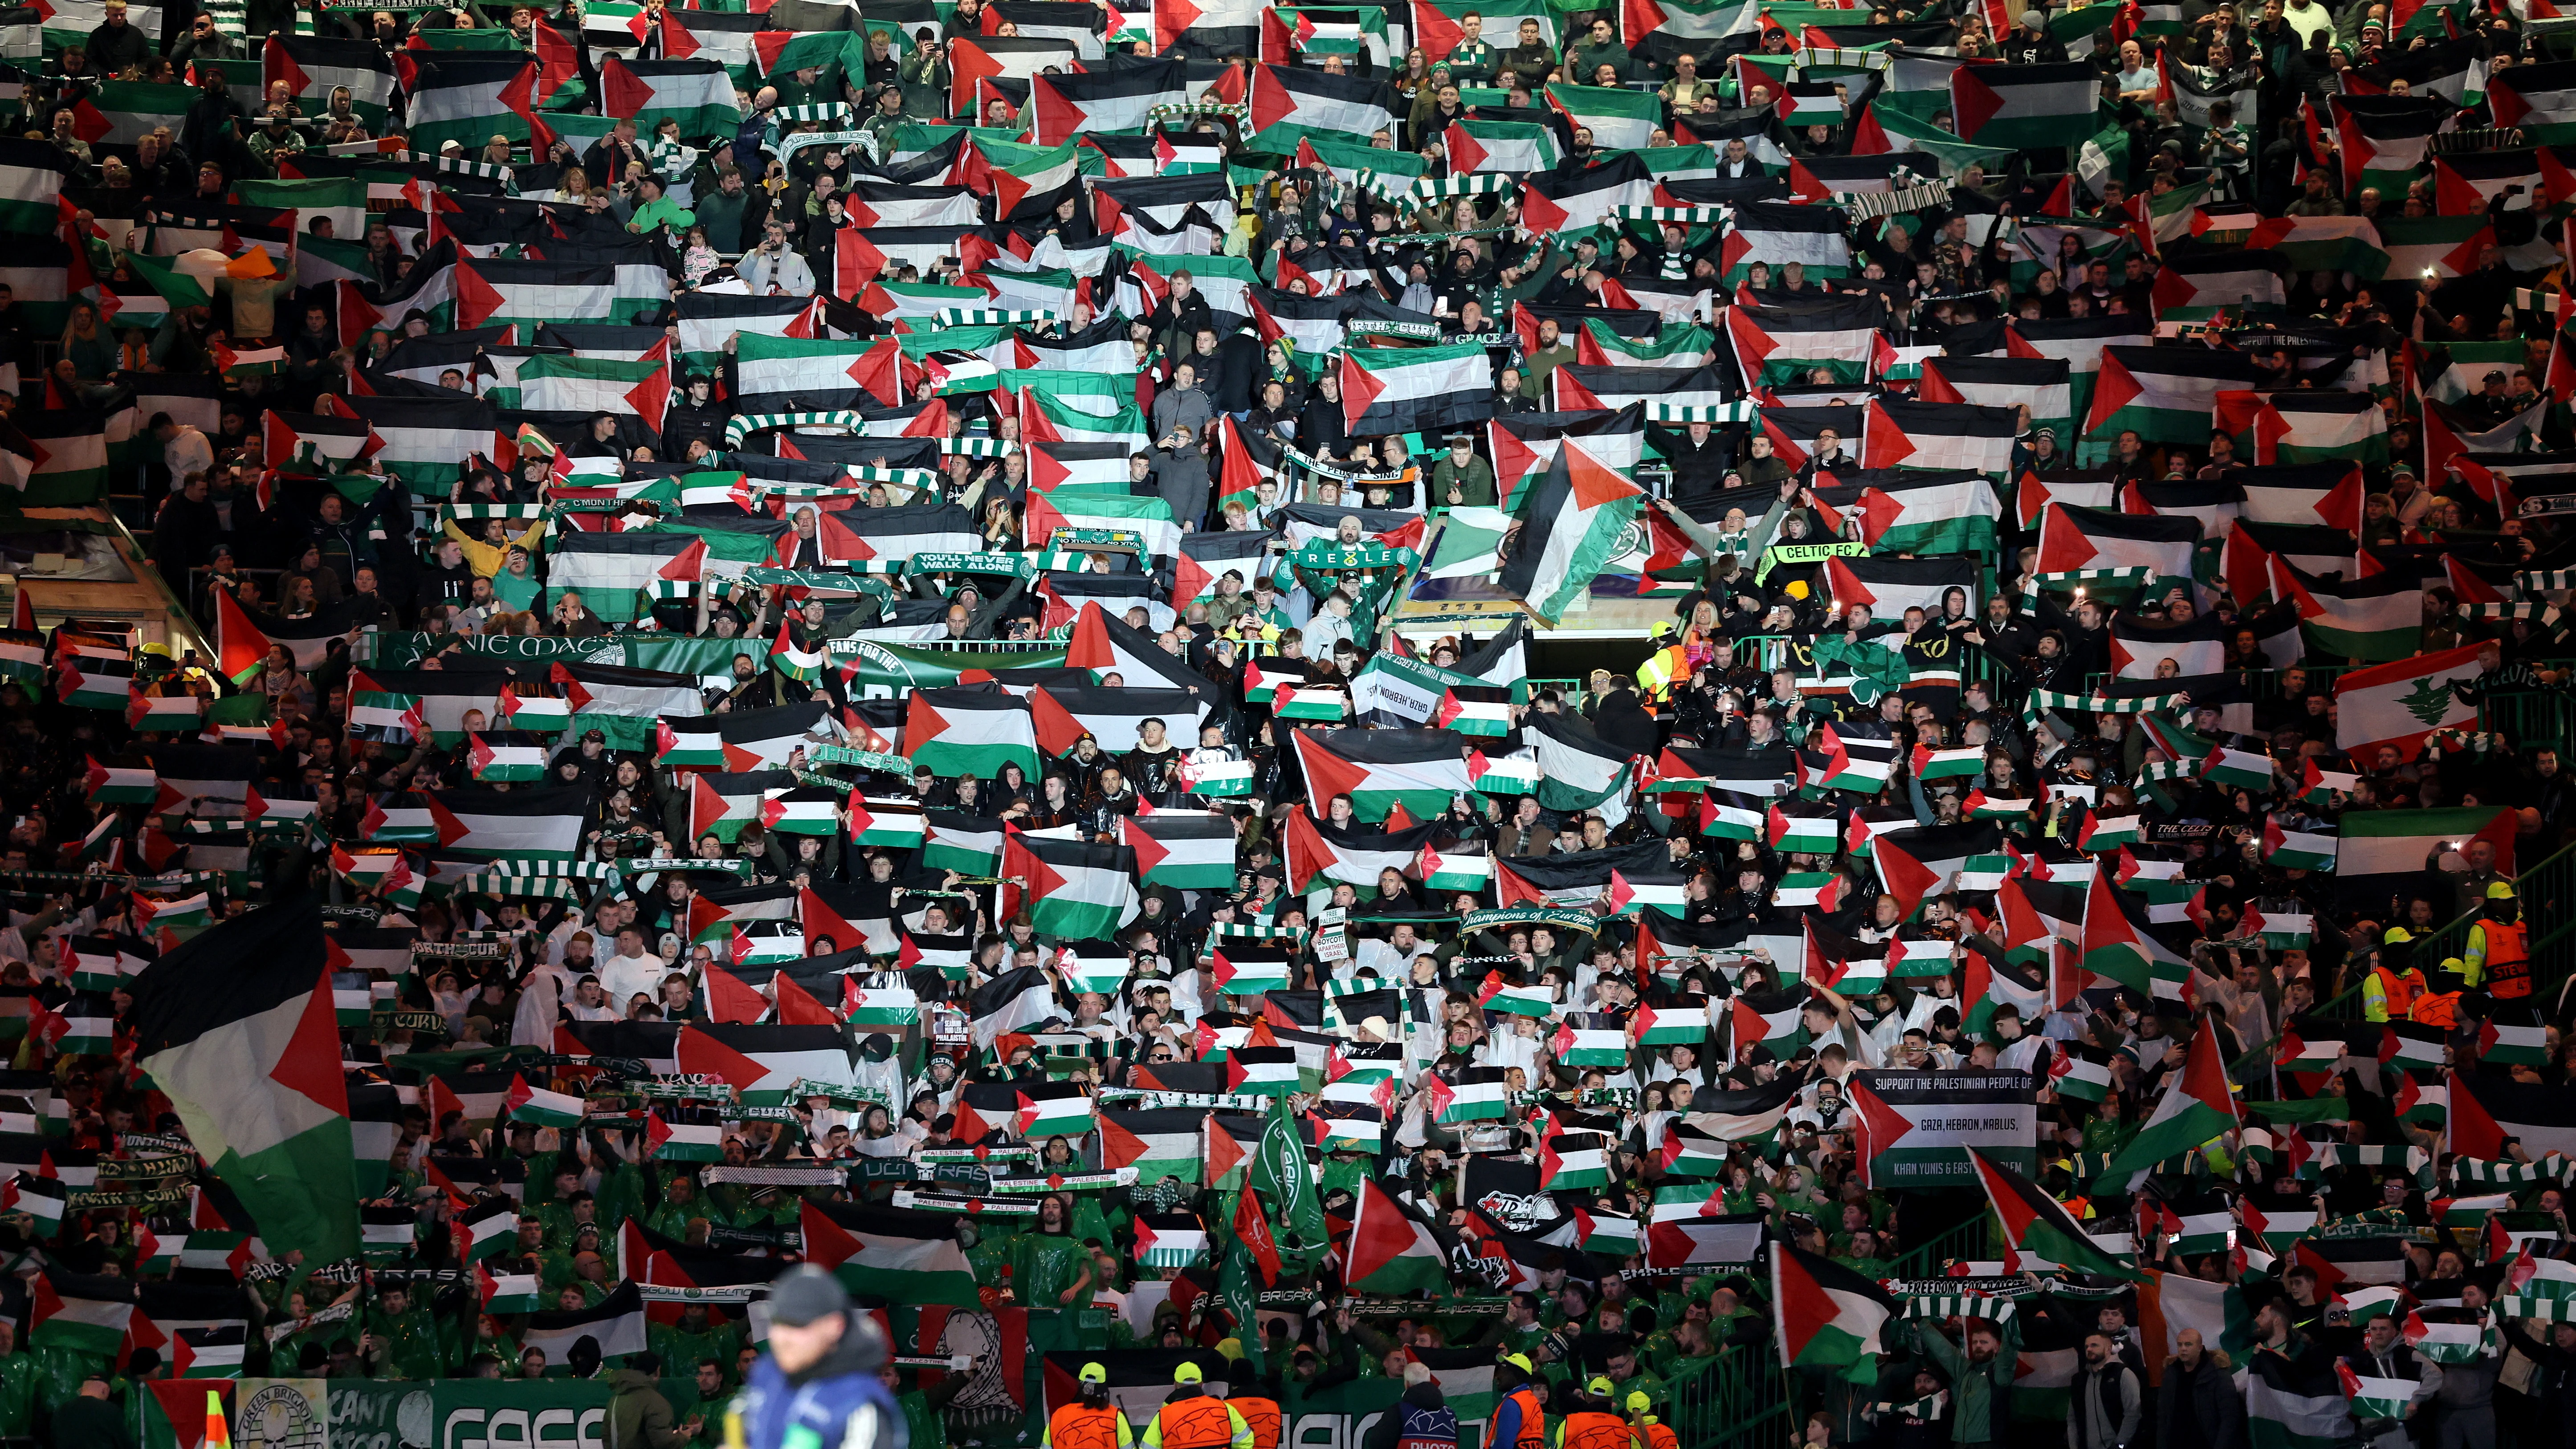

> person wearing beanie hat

[
  {"left": 1361, "top": 1361, "right": 1455, "bottom": 1449},
  {"left": 1045, "top": 1363, "right": 1133, "bottom": 1449},
  {"left": 1225, "top": 1355, "right": 1281, "bottom": 1449},
  {"left": 1143, "top": 1359, "right": 1251, "bottom": 1449},
  {"left": 737, "top": 1267, "right": 900, "bottom": 1449}
]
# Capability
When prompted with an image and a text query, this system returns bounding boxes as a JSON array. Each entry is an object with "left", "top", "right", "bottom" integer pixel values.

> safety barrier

[{"left": 1666, "top": 1343, "right": 1789, "bottom": 1449}]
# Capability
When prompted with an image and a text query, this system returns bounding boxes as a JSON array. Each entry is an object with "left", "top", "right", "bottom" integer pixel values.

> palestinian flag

[
  {"left": 2246, "top": 1344, "right": 2355, "bottom": 1449},
  {"left": 1100, "top": 1108, "right": 1205, "bottom": 1183},
  {"left": 31, "top": 1268, "right": 136, "bottom": 1354},
  {"left": 595, "top": 57, "right": 744, "bottom": 143},
  {"left": 2084, "top": 346, "right": 2270, "bottom": 442},
  {"left": 1950, "top": 61, "right": 2097, "bottom": 147},
  {"left": 1445, "top": 118, "right": 1560, "bottom": 173},
  {"left": 1720, "top": 199, "right": 1854, "bottom": 285},
  {"left": 1246, "top": 61, "right": 1391, "bottom": 150},
  {"left": 1003, "top": 834, "right": 1140, "bottom": 940},
  {"left": 1545, "top": 81, "right": 1661, "bottom": 149},
  {"left": 1873, "top": 822, "right": 2001, "bottom": 920},
  {"left": 1839, "top": 470, "right": 2006, "bottom": 553},
  {"left": 2080, "top": 871, "right": 2193, "bottom": 997},
  {"left": 1344, "top": 1177, "right": 1446, "bottom": 1292},
  {"left": 1339, "top": 342, "right": 1493, "bottom": 436},
  {"left": 1291, "top": 729, "right": 1473, "bottom": 822},
  {"left": 2271, "top": 561, "right": 2432, "bottom": 663},
  {"left": 520, "top": 1282, "right": 648, "bottom": 1362},
  {"left": 2035, "top": 503, "right": 2199, "bottom": 582},
  {"left": 126, "top": 896, "right": 361, "bottom": 1264},
  {"left": 1030, "top": 58, "right": 1186, "bottom": 145},
  {"left": 399, "top": 55, "right": 538, "bottom": 155},
  {"left": 1921, "top": 355, "right": 2074, "bottom": 435},
  {"left": 1496, "top": 444, "right": 1643, "bottom": 624},
  {"left": 2102, "top": 1017, "right": 2237, "bottom": 1183},
  {"left": 465, "top": 732, "right": 546, "bottom": 784},
  {"left": 2335, "top": 93, "right": 2450, "bottom": 193},
  {"left": 1120, "top": 812, "right": 1237, "bottom": 890},
  {"left": 1725, "top": 297, "right": 1879, "bottom": 386},
  {"left": 904, "top": 688, "right": 1039, "bottom": 781},
  {"left": 1972, "top": 1148, "right": 2142, "bottom": 1278},
  {"left": 2147, "top": 250, "right": 2291, "bottom": 315},
  {"left": 2447, "top": 1071, "right": 2576, "bottom": 1159},
  {"left": 2332, "top": 643, "right": 2482, "bottom": 761},
  {"left": 1771, "top": 1244, "right": 1897, "bottom": 1371},
  {"left": 2218, "top": 390, "right": 2387, "bottom": 466}
]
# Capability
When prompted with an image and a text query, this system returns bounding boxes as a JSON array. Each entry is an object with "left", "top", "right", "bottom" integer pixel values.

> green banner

[
  {"left": 1348, "top": 652, "right": 1484, "bottom": 724},
  {"left": 830, "top": 641, "right": 1070, "bottom": 698},
  {"left": 430, "top": 1379, "right": 614, "bottom": 1446},
  {"left": 363, "top": 632, "right": 609, "bottom": 670}
]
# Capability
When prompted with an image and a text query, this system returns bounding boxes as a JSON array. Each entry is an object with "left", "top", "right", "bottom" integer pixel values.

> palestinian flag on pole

[
  {"left": 1344, "top": 1177, "right": 1447, "bottom": 1292},
  {"left": 2080, "top": 870, "right": 2194, "bottom": 997},
  {"left": 2332, "top": 643, "right": 2482, "bottom": 761},
  {"left": 1971, "top": 1148, "right": 2143, "bottom": 1278},
  {"left": 1772, "top": 1243, "right": 1897, "bottom": 1372},
  {"left": 126, "top": 895, "right": 361, "bottom": 1264},
  {"left": 2102, "top": 1016, "right": 2238, "bottom": 1183},
  {"left": 1951, "top": 61, "right": 2098, "bottom": 148},
  {"left": 1496, "top": 444, "right": 1642, "bottom": 624}
]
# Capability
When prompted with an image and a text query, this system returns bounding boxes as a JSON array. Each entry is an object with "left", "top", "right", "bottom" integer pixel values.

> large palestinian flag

[
  {"left": 1971, "top": 1148, "right": 2143, "bottom": 1279},
  {"left": 127, "top": 895, "right": 360, "bottom": 1264},
  {"left": 1496, "top": 444, "right": 1642, "bottom": 624},
  {"left": 1290, "top": 728, "right": 1475, "bottom": 822},
  {"left": 1771, "top": 1243, "right": 1896, "bottom": 1371}
]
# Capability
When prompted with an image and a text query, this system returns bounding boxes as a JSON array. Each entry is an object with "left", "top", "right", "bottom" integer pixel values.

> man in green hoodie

[{"left": 1908, "top": 1312, "right": 2018, "bottom": 1448}]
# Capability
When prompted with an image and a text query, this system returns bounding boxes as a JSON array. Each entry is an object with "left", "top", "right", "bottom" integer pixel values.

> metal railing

[
  {"left": 1884, "top": 1214, "right": 1999, "bottom": 1280},
  {"left": 1666, "top": 1344, "right": 1789, "bottom": 1449},
  {"left": 2387, "top": 836, "right": 2576, "bottom": 981}
]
